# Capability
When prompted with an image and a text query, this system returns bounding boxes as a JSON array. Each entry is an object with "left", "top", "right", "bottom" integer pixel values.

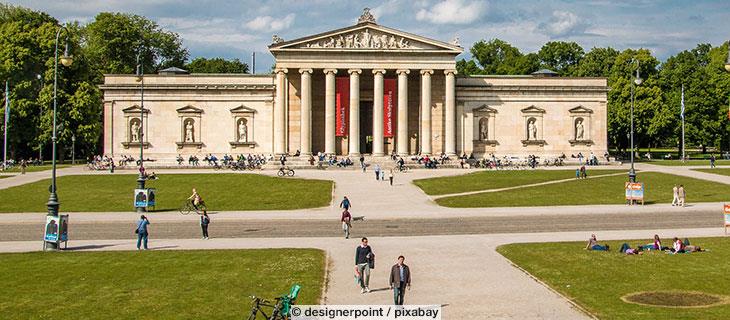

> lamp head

[
  {"left": 60, "top": 42, "right": 73, "bottom": 67},
  {"left": 634, "top": 77, "right": 643, "bottom": 85}
]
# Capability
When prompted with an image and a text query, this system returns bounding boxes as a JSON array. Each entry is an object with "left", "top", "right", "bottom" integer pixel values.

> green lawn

[
  {"left": 0, "top": 173, "right": 333, "bottom": 212},
  {"left": 414, "top": 169, "right": 625, "bottom": 196},
  {"left": 645, "top": 160, "right": 730, "bottom": 166},
  {"left": 498, "top": 237, "right": 730, "bottom": 319},
  {"left": 436, "top": 172, "right": 730, "bottom": 207},
  {"left": 1, "top": 164, "right": 70, "bottom": 173},
  {"left": 0, "top": 249, "right": 324, "bottom": 320},
  {"left": 695, "top": 168, "right": 730, "bottom": 177}
]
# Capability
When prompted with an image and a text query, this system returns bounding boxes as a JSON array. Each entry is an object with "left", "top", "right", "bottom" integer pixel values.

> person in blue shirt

[
  {"left": 136, "top": 215, "right": 150, "bottom": 250},
  {"left": 339, "top": 196, "right": 351, "bottom": 210}
]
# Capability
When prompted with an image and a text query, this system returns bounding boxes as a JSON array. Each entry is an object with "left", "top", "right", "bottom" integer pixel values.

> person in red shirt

[{"left": 341, "top": 209, "right": 352, "bottom": 239}]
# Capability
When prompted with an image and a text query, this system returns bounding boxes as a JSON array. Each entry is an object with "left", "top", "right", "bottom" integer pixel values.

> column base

[
  {"left": 349, "top": 153, "right": 361, "bottom": 157},
  {"left": 372, "top": 152, "right": 385, "bottom": 157}
]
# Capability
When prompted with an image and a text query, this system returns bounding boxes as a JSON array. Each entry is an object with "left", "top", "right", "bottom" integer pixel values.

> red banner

[
  {"left": 383, "top": 78, "right": 396, "bottom": 138},
  {"left": 336, "top": 77, "right": 349, "bottom": 137}
]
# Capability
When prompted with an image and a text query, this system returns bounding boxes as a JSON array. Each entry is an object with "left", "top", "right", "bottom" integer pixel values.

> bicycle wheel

[
  {"left": 277, "top": 170, "right": 285, "bottom": 177},
  {"left": 179, "top": 202, "right": 191, "bottom": 215},
  {"left": 287, "top": 169, "right": 295, "bottom": 176}
]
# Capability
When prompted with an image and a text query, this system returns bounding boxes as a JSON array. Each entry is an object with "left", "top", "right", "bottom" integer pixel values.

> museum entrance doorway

[{"left": 360, "top": 101, "right": 373, "bottom": 154}]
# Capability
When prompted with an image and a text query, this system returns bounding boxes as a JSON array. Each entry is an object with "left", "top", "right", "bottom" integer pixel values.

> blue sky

[{"left": 10, "top": 0, "right": 730, "bottom": 72}]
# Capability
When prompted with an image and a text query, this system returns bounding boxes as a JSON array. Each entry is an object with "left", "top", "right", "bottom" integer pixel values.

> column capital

[
  {"left": 420, "top": 69, "right": 434, "bottom": 75},
  {"left": 348, "top": 69, "right": 362, "bottom": 75},
  {"left": 372, "top": 69, "right": 386, "bottom": 75},
  {"left": 299, "top": 68, "right": 313, "bottom": 74},
  {"left": 323, "top": 68, "right": 338, "bottom": 75},
  {"left": 444, "top": 69, "right": 457, "bottom": 75},
  {"left": 396, "top": 69, "right": 410, "bottom": 75},
  {"left": 275, "top": 68, "right": 288, "bottom": 74}
]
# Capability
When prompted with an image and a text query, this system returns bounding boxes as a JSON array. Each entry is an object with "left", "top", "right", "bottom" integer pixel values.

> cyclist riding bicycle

[{"left": 188, "top": 188, "right": 204, "bottom": 211}]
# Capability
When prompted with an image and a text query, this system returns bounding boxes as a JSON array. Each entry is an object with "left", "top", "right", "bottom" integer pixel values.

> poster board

[
  {"left": 43, "top": 214, "right": 68, "bottom": 249},
  {"left": 625, "top": 182, "right": 645, "bottom": 205},
  {"left": 724, "top": 204, "right": 730, "bottom": 234},
  {"left": 134, "top": 188, "right": 156, "bottom": 208}
]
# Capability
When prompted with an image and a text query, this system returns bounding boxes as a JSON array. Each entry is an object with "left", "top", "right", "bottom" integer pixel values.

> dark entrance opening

[{"left": 360, "top": 101, "right": 373, "bottom": 154}]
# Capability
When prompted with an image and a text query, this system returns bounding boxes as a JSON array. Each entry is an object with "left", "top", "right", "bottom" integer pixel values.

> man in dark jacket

[
  {"left": 355, "top": 237, "right": 374, "bottom": 293},
  {"left": 389, "top": 255, "right": 411, "bottom": 305}
]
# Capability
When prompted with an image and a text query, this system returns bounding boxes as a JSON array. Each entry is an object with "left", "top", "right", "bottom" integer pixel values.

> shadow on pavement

[{"left": 66, "top": 243, "right": 118, "bottom": 251}]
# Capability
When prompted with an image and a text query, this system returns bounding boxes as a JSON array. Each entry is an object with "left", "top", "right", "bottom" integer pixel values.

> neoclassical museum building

[{"left": 101, "top": 9, "right": 608, "bottom": 160}]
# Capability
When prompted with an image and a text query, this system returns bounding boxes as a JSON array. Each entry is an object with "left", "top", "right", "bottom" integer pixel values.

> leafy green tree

[
  {"left": 185, "top": 57, "right": 249, "bottom": 73},
  {"left": 575, "top": 47, "right": 619, "bottom": 77},
  {"left": 82, "top": 12, "right": 188, "bottom": 81},
  {"left": 537, "top": 41, "right": 585, "bottom": 76},
  {"left": 456, "top": 58, "right": 482, "bottom": 76}
]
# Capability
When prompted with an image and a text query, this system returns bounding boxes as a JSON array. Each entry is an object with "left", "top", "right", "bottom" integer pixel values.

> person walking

[
  {"left": 710, "top": 154, "right": 716, "bottom": 168},
  {"left": 678, "top": 185, "right": 686, "bottom": 207},
  {"left": 341, "top": 209, "right": 352, "bottom": 239},
  {"left": 355, "top": 237, "right": 374, "bottom": 293},
  {"left": 20, "top": 159, "right": 27, "bottom": 174},
  {"left": 200, "top": 212, "right": 210, "bottom": 239},
  {"left": 136, "top": 215, "right": 150, "bottom": 250},
  {"left": 389, "top": 255, "right": 411, "bottom": 305},
  {"left": 360, "top": 155, "right": 366, "bottom": 172},
  {"left": 374, "top": 164, "right": 381, "bottom": 180},
  {"left": 388, "top": 169, "right": 394, "bottom": 186},
  {"left": 339, "top": 196, "right": 351, "bottom": 211},
  {"left": 671, "top": 185, "right": 679, "bottom": 206}
]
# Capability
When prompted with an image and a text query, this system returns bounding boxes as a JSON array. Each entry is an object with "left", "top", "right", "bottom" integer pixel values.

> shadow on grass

[{"left": 66, "top": 244, "right": 118, "bottom": 251}]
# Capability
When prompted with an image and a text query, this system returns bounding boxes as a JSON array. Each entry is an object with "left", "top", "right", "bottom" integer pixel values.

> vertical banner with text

[
  {"left": 335, "top": 77, "right": 349, "bottom": 137},
  {"left": 383, "top": 78, "right": 396, "bottom": 137}
]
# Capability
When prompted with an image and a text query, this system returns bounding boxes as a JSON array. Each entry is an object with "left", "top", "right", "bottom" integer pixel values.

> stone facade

[{"left": 101, "top": 10, "right": 607, "bottom": 161}]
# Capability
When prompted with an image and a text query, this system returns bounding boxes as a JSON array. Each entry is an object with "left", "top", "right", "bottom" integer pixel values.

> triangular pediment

[
  {"left": 569, "top": 106, "right": 593, "bottom": 114},
  {"left": 521, "top": 105, "right": 546, "bottom": 113},
  {"left": 474, "top": 104, "right": 497, "bottom": 113},
  {"left": 270, "top": 23, "right": 462, "bottom": 54},
  {"left": 122, "top": 105, "right": 149, "bottom": 114},
  {"left": 230, "top": 105, "right": 256, "bottom": 114},
  {"left": 176, "top": 105, "right": 203, "bottom": 113}
]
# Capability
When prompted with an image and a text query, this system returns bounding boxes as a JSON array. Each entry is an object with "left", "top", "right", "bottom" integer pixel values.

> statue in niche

[
  {"left": 130, "top": 120, "right": 140, "bottom": 142},
  {"left": 479, "top": 118, "right": 489, "bottom": 141},
  {"left": 238, "top": 119, "right": 248, "bottom": 142},
  {"left": 185, "top": 119, "right": 195, "bottom": 142},
  {"left": 576, "top": 119, "right": 585, "bottom": 140},
  {"left": 528, "top": 119, "right": 537, "bottom": 140}
]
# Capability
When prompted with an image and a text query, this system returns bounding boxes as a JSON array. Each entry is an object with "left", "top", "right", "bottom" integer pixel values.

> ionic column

[
  {"left": 348, "top": 69, "right": 362, "bottom": 156},
  {"left": 420, "top": 69, "right": 433, "bottom": 155},
  {"left": 274, "top": 68, "right": 288, "bottom": 155},
  {"left": 299, "top": 68, "right": 313, "bottom": 156},
  {"left": 372, "top": 69, "right": 386, "bottom": 156},
  {"left": 396, "top": 69, "right": 410, "bottom": 155},
  {"left": 324, "top": 69, "right": 337, "bottom": 155},
  {"left": 444, "top": 69, "right": 457, "bottom": 155}
]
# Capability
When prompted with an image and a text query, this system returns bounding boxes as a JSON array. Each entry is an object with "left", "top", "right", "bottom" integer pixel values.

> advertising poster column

[{"left": 335, "top": 77, "right": 349, "bottom": 138}]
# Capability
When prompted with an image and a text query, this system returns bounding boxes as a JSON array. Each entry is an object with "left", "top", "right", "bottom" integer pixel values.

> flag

[
  {"left": 680, "top": 84, "right": 685, "bottom": 120},
  {"left": 3, "top": 81, "right": 8, "bottom": 124}
]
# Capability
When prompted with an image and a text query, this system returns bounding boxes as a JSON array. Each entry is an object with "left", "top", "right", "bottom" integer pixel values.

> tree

[
  {"left": 185, "top": 57, "right": 249, "bottom": 73},
  {"left": 458, "top": 38, "right": 539, "bottom": 75},
  {"left": 537, "top": 41, "right": 585, "bottom": 76},
  {"left": 82, "top": 12, "right": 188, "bottom": 81},
  {"left": 575, "top": 47, "right": 619, "bottom": 77},
  {"left": 456, "top": 58, "right": 482, "bottom": 76}
]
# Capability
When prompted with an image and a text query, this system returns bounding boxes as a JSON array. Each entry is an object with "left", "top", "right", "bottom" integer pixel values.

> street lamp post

[
  {"left": 629, "top": 59, "right": 643, "bottom": 183},
  {"left": 46, "top": 26, "right": 73, "bottom": 250},
  {"left": 725, "top": 47, "right": 730, "bottom": 156},
  {"left": 135, "top": 49, "right": 146, "bottom": 213},
  {"left": 36, "top": 74, "right": 43, "bottom": 162},
  {"left": 71, "top": 134, "right": 75, "bottom": 165}
]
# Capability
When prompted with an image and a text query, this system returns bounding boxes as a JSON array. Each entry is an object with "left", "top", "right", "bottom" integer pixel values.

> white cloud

[
  {"left": 415, "top": 0, "right": 486, "bottom": 25},
  {"left": 538, "top": 11, "right": 588, "bottom": 37},
  {"left": 245, "top": 14, "right": 295, "bottom": 32}
]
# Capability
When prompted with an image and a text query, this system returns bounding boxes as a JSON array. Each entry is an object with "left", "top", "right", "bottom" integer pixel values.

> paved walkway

[{"left": 1, "top": 227, "right": 723, "bottom": 319}]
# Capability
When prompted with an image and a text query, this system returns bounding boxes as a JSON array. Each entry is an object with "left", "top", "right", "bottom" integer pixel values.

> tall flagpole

[
  {"left": 3, "top": 81, "right": 8, "bottom": 170},
  {"left": 681, "top": 84, "right": 685, "bottom": 162}
]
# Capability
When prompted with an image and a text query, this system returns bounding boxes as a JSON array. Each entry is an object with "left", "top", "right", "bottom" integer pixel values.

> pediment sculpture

[{"left": 303, "top": 28, "right": 411, "bottom": 50}]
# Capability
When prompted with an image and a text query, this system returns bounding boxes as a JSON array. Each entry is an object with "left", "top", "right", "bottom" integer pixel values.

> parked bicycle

[
  {"left": 247, "top": 285, "right": 300, "bottom": 320},
  {"left": 277, "top": 166, "right": 295, "bottom": 177},
  {"left": 179, "top": 200, "right": 208, "bottom": 215}
]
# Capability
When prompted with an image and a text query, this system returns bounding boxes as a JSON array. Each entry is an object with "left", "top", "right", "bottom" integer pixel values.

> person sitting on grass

[
  {"left": 585, "top": 234, "right": 609, "bottom": 251},
  {"left": 670, "top": 237, "right": 685, "bottom": 254},
  {"left": 647, "top": 234, "right": 669, "bottom": 251}
]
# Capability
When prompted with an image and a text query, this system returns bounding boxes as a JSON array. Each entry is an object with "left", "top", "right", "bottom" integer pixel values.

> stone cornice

[{"left": 99, "top": 84, "right": 276, "bottom": 91}]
